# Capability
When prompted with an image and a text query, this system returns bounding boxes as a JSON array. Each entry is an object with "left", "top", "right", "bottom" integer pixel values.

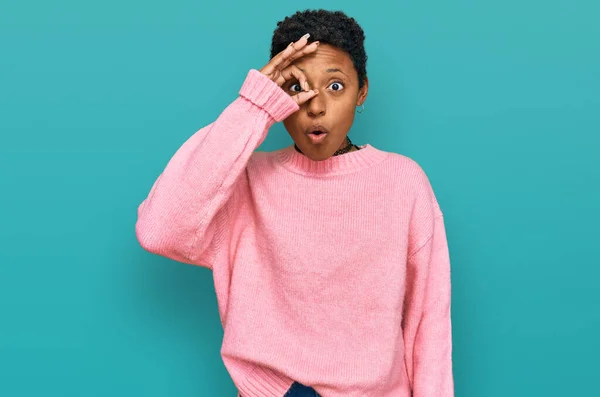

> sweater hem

[{"left": 237, "top": 362, "right": 295, "bottom": 397}]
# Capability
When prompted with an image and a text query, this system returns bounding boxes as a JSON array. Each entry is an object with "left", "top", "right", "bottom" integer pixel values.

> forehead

[{"left": 293, "top": 44, "right": 355, "bottom": 76}]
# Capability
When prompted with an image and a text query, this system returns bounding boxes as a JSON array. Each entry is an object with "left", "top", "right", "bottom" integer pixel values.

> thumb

[{"left": 293, "top": 89, "right": 318, "bottom": 106}]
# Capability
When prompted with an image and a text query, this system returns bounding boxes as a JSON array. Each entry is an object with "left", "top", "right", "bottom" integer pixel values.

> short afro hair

[{"left": 270, "top": 9, "right": 368, "bottom": 89}]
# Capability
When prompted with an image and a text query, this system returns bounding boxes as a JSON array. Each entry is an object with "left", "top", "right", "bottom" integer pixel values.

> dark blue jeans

[{"left": 283, "top": 381, "right": 322, "bottom": 397}]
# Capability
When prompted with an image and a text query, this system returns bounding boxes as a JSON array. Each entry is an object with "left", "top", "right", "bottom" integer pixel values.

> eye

[
  {"left": 328, "top": 81, "right": 344, "bottom": 91},
  {"left": 289, "top": 83, "right": 302, "bottom": 93}
]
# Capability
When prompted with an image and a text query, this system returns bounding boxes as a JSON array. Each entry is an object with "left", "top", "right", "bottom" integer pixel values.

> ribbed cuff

[
  {"left": 239, "top": 69, "right": 299, "bottom": 122},
  {"left": 237, "top": 363, "right": 294, "bottom": 397}
]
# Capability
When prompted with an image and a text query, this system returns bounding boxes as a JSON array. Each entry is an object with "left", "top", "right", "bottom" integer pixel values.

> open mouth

[
  {"left": 305, "top": 125, "right": 329, "bottom": 135},
  {"left": 305, "top": 125, "right": 329, "bottom": 143},
  {"left": 306, "top": 131, "right": 328, "bottom": 144}
]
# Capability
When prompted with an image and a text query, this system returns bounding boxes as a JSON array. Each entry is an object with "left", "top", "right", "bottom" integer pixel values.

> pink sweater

[{"left": 135, "top": 69, "right": 454, "bottom": 397}]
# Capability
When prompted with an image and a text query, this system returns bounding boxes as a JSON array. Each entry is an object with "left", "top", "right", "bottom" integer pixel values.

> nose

[{"left": 306, "top": 92, "right": 326, "bottom": 117}]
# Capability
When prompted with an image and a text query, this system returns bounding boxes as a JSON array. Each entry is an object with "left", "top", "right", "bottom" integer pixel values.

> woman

[{"left": 136, "top": 9, "right": 455, "bottom": 397}]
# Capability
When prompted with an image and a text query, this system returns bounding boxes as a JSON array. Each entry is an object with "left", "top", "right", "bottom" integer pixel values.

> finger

[
  {"left": 261, "top": 41, "right": 319, "bottom": 82},
  {"left": 278, "top": 41, "right": 319, "bottom": 71},
  {"left": 267, "top": 43, "right": 301, "bottom": 74},
  {"left": 278, "top": 64, "right": 309, "bottom": 91},
  {"left": 293, "top": 89, "right": 319, "bottom": 106},
  {"left": 269, "top": 34, "right": 312, "bottom": 71}
]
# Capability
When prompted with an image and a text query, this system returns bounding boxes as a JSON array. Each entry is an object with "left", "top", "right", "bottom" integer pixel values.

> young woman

[{"left": 136, "top": 9, "right": 455, "bottom": 397}]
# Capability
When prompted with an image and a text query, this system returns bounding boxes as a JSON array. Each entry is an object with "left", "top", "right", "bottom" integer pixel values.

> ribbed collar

[{"left": 272, "top": 143, "right": 390, "bottom": 177}]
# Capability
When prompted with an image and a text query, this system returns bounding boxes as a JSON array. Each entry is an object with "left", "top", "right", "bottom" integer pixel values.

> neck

[{"left": 273, "top": 143, "right": 390, "bottom": 177}]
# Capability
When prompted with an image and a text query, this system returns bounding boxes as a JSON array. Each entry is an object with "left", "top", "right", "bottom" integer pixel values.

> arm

[
  {"left": 402, "top": 174, "right": 455, "bottom": 397},
  {"left": 135, "top": 69, "right": 299, "bottom": 268}
]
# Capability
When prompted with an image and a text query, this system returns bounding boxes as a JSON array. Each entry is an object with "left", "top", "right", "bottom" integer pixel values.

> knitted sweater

[{"left": 135, "top": 69, "right": 455, "bottom": 397}]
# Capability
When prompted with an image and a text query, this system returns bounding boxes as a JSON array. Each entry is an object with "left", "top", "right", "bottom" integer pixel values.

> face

[{"left": 282, "top": 44, "right": 368, "bottom": 161}]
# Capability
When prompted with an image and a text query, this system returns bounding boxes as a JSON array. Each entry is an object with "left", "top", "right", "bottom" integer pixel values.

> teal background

[{"left": 1, "top": 0, "right": 598, "bottom": 396}]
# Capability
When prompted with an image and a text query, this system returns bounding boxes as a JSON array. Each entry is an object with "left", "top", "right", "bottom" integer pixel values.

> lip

[
  {"left": 306, "top": 132, "right": 328, "bottom": 144},
  {"left": 305, "top": 125, "right": 330, "bottom": 135},
  {"left": 304, "top": 124, "right": 329, "bottom": 144}
]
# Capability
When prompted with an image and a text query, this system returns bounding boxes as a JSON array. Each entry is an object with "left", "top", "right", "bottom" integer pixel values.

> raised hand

[{"left": 259, "top": 33, "right": 320, "bottom": 105}]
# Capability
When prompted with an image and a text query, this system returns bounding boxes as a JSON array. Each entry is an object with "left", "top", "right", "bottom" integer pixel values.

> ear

[{"left": 357, "top": 76, "right": 369, "bottom": 106}]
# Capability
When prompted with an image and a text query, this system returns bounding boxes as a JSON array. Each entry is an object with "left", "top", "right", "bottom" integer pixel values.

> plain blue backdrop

[{"left": 1, "top": 1, "right": 599, "bottom": 396}]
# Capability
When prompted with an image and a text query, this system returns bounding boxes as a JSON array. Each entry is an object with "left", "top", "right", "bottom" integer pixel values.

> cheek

[
  {"left": 282, "top": 115, "right": 300, "bottom": 134},
  {"left": 330, "top": 100, "right": 357, "bottom": 123}
]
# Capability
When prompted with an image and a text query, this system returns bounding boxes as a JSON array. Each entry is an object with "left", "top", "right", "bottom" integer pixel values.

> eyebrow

[{"left": 297, "top": 67, "right": 348, "bottom": 77}]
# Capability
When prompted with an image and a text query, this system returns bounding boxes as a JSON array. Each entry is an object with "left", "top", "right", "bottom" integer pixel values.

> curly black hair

[{"left": 270, "top": 9, "right": 368, "bottom": 89}]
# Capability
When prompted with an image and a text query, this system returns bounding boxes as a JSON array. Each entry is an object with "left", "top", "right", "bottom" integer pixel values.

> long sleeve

[
  {"left": 135, "top": 69, "right": 299, "bottom": 268},
  {"left": 402, "top": 178, "right": 455, "bottom": 396}
]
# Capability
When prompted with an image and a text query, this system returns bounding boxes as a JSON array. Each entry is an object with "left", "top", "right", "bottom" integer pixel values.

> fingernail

[
  {"left": 301, "top": 33, "right": 310, "bottom": 40},
  {"left": 314, "top": 41, "right": 320, "bottom": 46},
  {"left": 304, "top": 81, "right": 309, "bottom": 91},
  {"left": 288, "top": 42, "right": 294, "bottom": 47}
]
